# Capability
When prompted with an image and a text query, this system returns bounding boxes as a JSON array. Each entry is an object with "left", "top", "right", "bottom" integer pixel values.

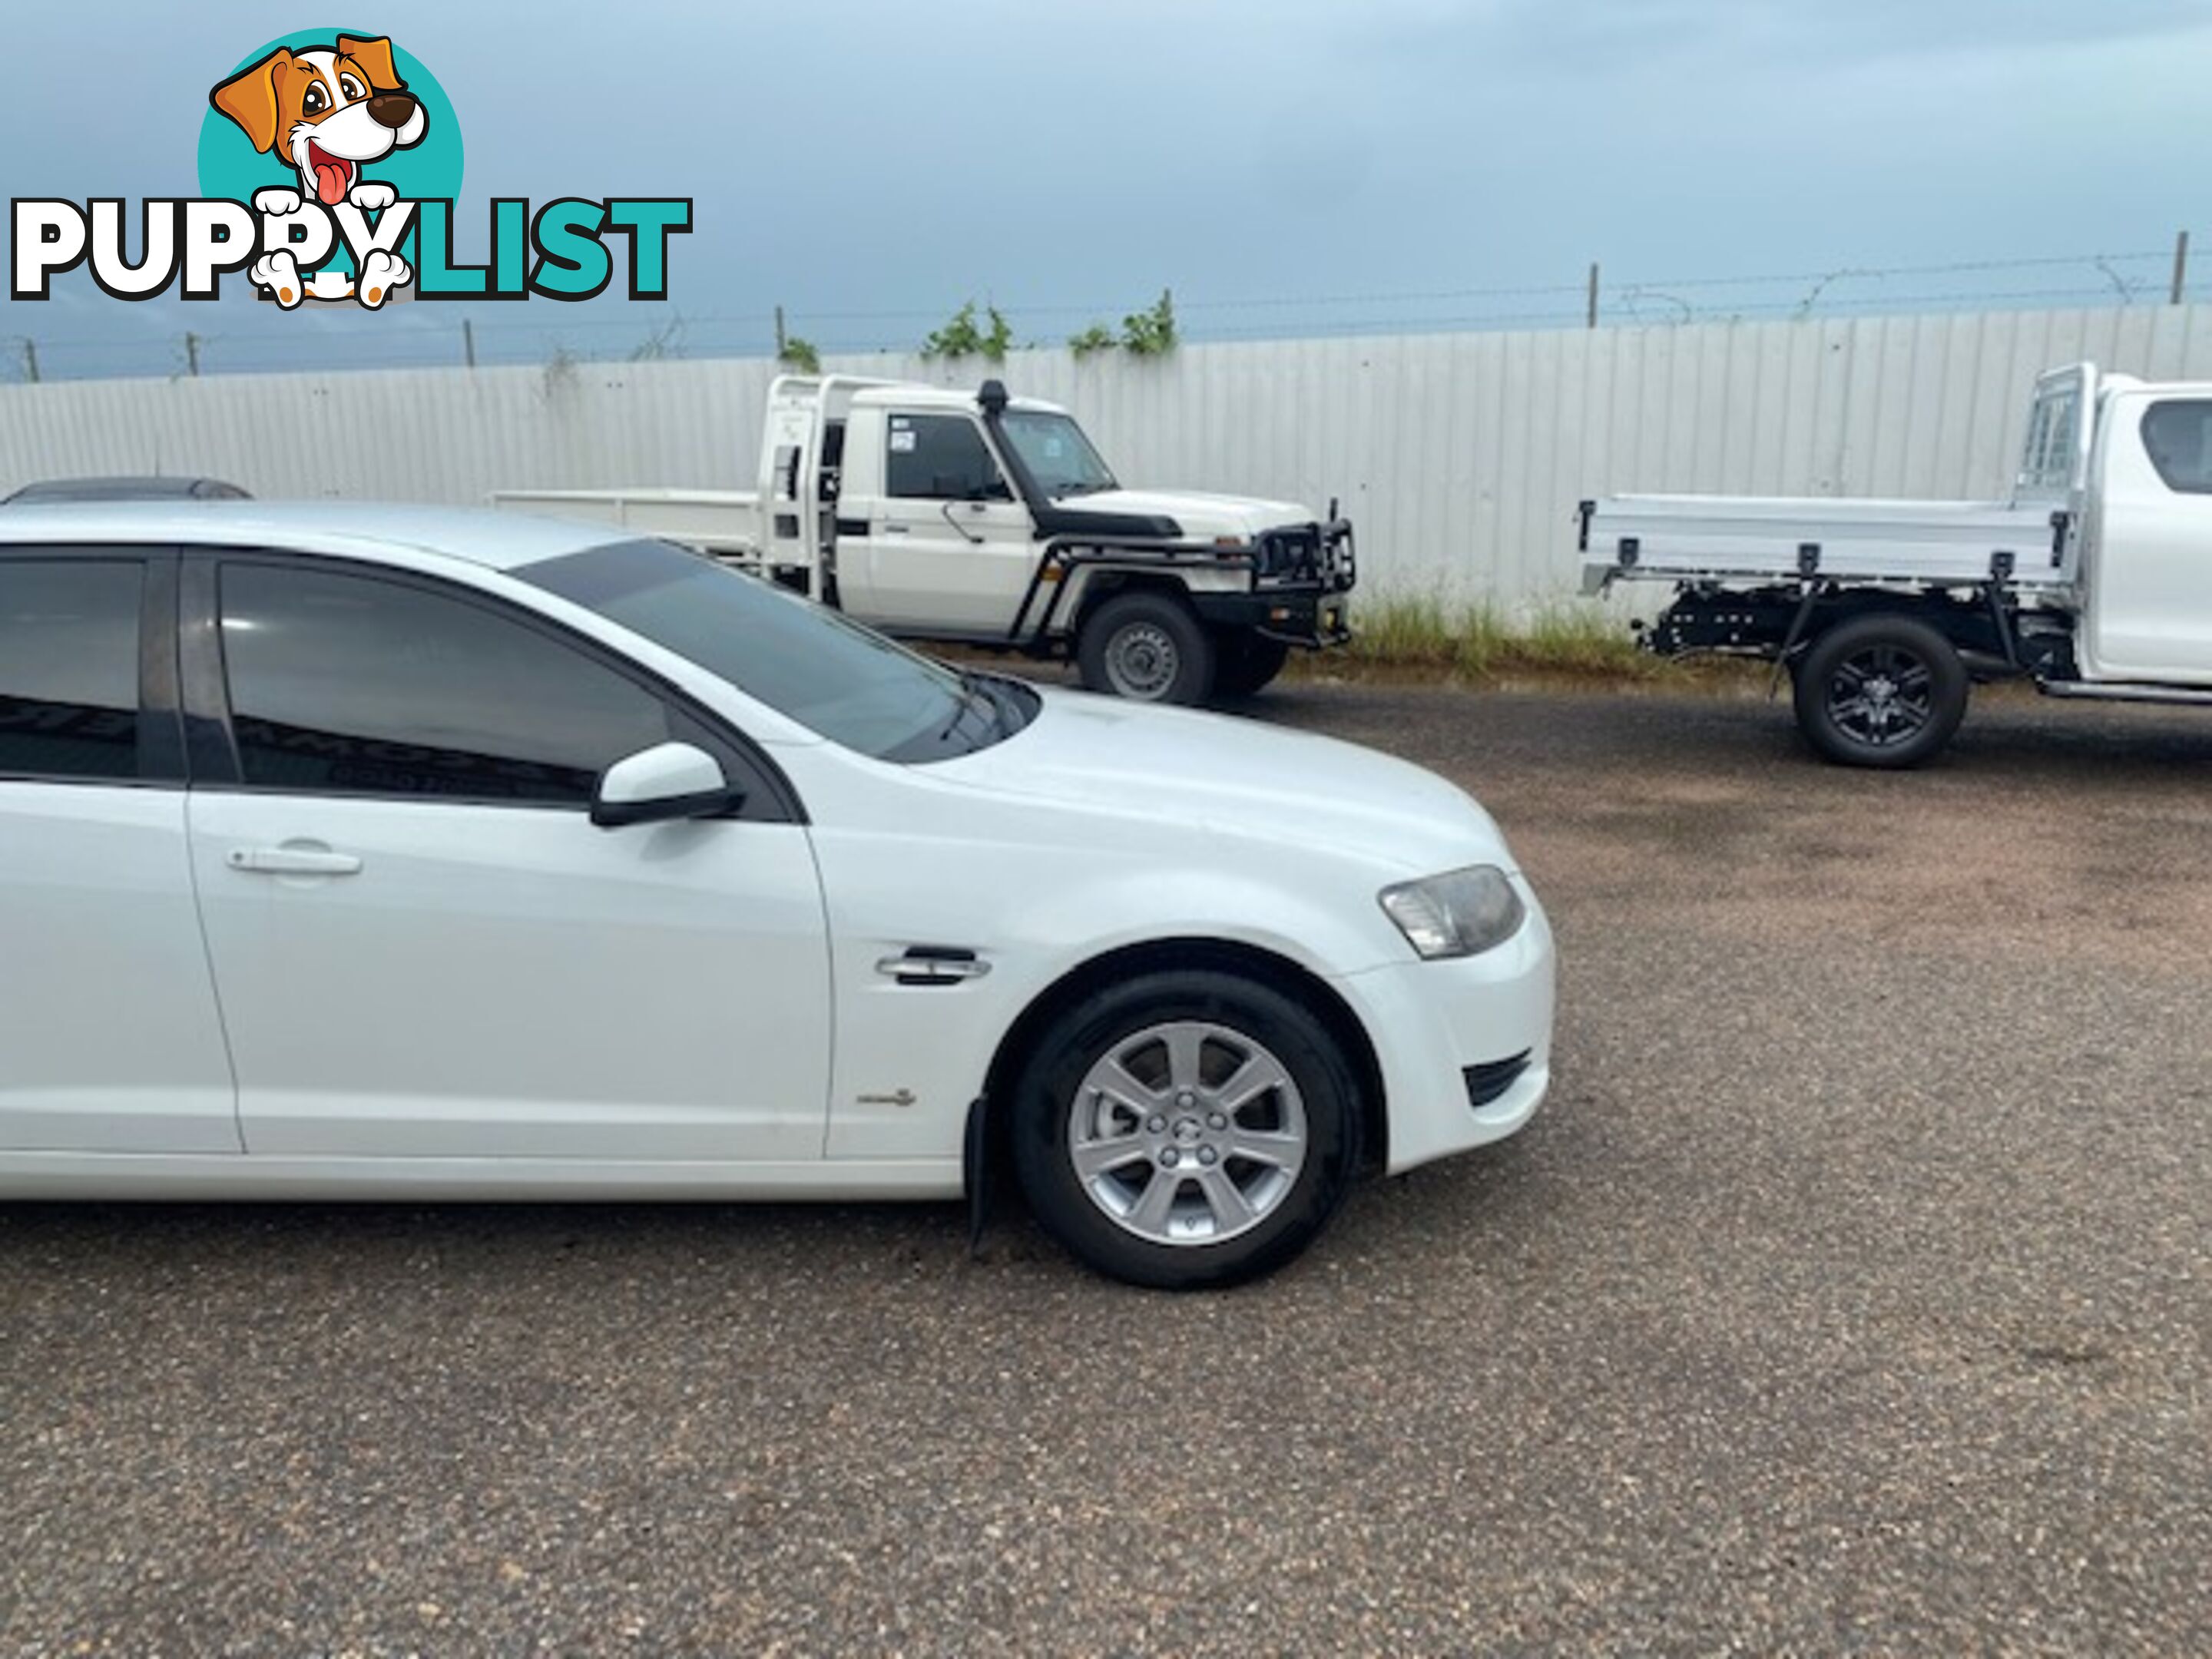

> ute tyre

[
  {"left": 1213, "top": 631, "right": 1291, "bottom": 698},
  {"left": 1011, "top": 970, "right": 1363, "bottom": 1290},
  {"left": 1793, "top": 614, "right": 1969, "bottom": 768},
  {"left": 1077, "top": 592, "right": 1215, "bottom": 704}
]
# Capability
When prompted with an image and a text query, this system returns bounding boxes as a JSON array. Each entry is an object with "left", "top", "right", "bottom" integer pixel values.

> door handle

[
  {"left": 879, "top": 522, "right": 909, "bottom": 535},
  {"left": 227, "top": 844, "right": 363, "bottom": 876},
  {"left": 940, "top": 502, "right": 985, "bottom": 545},
  {"left": 876, "top": 947, "right": 991, "bottom": 985}
]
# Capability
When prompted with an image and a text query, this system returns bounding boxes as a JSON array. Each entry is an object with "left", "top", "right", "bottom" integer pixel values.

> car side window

[
  {"left": 0, "top": 558, "right": 143, "bottom": 783},
  {"left": 2140, "top": 400, "right": 2212, "bottom": 495},
  {"left": 218, "top": 563, "right": 677, "bottom": 806},
  {"left": 886, "top": 413, "right": 1012, "bottom": 502}
]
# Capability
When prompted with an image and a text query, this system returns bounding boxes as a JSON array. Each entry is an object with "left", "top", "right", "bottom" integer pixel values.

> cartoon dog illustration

[{"left": 210, "top": 35, "right": 425, "bottom": 308}]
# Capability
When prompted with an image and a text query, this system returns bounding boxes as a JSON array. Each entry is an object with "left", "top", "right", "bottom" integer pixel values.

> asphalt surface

[{"left": 5, "top": 679, "right": 2210, "bottom": 1655}]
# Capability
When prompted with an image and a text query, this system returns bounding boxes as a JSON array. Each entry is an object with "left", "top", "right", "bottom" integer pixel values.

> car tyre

[
  {"left": 1010, "top": 969, "right": 1363, "bottom": 1290},
  {"left": 1212, "top": 631, "right": 1291, "bottom": 698},
  {"left": 1793, "top": 614, "right": 1969, "bottom": 768},
  {"left": 1077, "top": 592, "right": 1215, "bottom": 704}
]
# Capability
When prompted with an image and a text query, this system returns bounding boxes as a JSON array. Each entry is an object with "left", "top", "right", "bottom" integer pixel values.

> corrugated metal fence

[{"left": 2, "top": 303, "right": 2207, "bottom": 601}]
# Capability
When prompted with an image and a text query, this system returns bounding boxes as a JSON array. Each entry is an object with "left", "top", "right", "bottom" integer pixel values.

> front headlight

[{"left": 1378, "top": 865, "right": 1526, "bottom": 959}]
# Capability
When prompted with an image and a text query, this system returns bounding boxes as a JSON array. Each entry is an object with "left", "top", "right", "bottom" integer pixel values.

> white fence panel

[{"left": 2, "top": 304, "right": 2207, "bottom": 603}]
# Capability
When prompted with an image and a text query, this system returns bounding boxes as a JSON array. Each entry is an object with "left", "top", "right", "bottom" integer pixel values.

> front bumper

[
  {"left": 1189, "top": 588, "right": 1354, "bottom": 648},
  {"left": 1328, "top": 879, "right": 1556, "bottom": 1174}
]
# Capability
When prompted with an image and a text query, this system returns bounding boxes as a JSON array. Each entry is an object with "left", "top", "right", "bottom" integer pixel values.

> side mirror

[{"left": 590, "top": 742, "right": 743, "bottom": 830}]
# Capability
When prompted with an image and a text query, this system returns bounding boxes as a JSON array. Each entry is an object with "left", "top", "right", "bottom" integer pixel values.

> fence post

[
  {"left": 184, "top": 332, "right": 200, "bottom": 376},
  {"left": 20, "top": 337, "right": 38, "bottom": 383},
  {"left": 2171, "top": 230, "right": 2190, "bottom": 306},
  {"left": 462, "top": 317, "right": 477, "bottom": 368},
  {"left": 774, "top": 304, "right": 787, "bottom": 359},
  {"left": 1586, "top": 263, "right": 1600, "bottom": 329}
]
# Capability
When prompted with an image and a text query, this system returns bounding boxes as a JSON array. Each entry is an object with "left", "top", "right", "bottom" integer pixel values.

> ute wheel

[
  {"left": 1792, "top": 614, "right": 1969, "bottom": 768},
  {"left": 1077, "top": 592, "right": 1215, "bottom": 704},
  {"left": 1011, "top": 970, "right": 1363, "bottom": 1290},
  {"left": 1213, "top": 632, "right": 1291, "bottom": 698}
]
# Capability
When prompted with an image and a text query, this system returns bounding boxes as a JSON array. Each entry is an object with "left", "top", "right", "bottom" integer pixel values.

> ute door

[
  {"left": 183, "top": 555, "right": 832, "bottom": 1163},
  {"left": 846, "top": 410, "right": 1035, "bottom": 634},
  {"left": 2085, "top": 394, "right": 2212, "bottom": 684},
  {"left": 0, "top": 548, "right": 238, "bottom": 1154}
]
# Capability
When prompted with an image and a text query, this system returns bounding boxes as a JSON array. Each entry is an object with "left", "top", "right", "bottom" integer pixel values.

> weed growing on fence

[
  {"left": 922, "top": 301, "right": 1014, "bottom": 363},
  {"left": 1121, "top": 290, "right": 1177, "bottom": 356}
]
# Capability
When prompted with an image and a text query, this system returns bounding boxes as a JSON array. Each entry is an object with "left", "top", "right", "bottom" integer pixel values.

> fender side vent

[{"left": 1462, "top": 1051, "right": 1533, "bottom": 1110}]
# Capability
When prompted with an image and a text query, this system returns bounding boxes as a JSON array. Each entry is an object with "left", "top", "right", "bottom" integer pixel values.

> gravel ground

[{"left": 4, "top": 680, "right": 2209, "bottom": 1656}]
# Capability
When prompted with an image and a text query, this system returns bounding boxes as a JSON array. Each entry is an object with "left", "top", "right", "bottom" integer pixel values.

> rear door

[
  {"left": 182, "top": 553, "right": 833, "bottom": 1162},
  {"left": 2086, "top": 394, "right": 2212, "bottom": 684},
  {"left": 0, "top": 548, "right": 238, "bottom": 1154},
  {"left": 844, "top": 410, "right": 1035, "bottom": 634}
]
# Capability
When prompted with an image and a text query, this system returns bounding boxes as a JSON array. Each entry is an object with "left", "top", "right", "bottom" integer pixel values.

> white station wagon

[{"left": 0, "top": 504, "right": 1554, "bottom": 1287}]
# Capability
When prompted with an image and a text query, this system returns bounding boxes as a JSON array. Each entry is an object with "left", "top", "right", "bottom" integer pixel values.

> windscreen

[
  {"left": 519, "top": 538, "right": 982, "bottom": 763},
  {"left": 999, "top": 410, "right": 1118, "bottom": 498}
]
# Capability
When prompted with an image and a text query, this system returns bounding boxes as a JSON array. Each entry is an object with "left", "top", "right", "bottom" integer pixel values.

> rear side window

[
  {"left": 886, "top": 413, "right": 1010, "bottom": 501},
  {"left": 219, "top": 564, "right": 675, "bottom": 805},
  {"left": 2141, "top": 400, "right": 2212, "bottom": 495},
  {"left": 0, "top": 558, "right": 141, "bottom": 782}
]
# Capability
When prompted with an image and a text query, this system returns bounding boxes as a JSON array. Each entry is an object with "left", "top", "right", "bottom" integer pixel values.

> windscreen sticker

[{"left": 889, "top": 429, "right": 917, "bottom": 452}]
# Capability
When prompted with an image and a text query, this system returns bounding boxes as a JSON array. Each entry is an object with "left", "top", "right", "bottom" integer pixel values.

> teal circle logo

[{"left": 197, "top": 29, "right": 462, "bottom": 206}]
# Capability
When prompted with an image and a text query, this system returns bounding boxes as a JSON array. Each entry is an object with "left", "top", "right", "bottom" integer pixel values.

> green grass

[{"left": 1330, "top": 594, "right": 1666, "bottom": 681}]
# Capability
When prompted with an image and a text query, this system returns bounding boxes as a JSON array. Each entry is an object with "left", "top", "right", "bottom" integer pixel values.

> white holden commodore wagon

[{"left": 0, "top": 504, "right": 1554, "bottom": 1288}]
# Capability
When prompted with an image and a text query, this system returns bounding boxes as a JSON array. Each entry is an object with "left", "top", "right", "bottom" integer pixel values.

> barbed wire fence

[{"left": 5, "top": 235, "right": 2201, "bottom": 384}]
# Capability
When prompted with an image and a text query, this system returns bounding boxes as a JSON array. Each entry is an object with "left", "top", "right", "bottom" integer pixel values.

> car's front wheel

[
  {"left": 1011, "top": 970, "right": 1363, "bottom": 1289},
  {"left": 1076, "top": 592, "right": 1215, "bottom": 704}
]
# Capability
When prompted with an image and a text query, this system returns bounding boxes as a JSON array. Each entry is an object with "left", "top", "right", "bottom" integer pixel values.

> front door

[
  {"left": 0, "top": 550, "right": 237, "bottom": 1154},
  {"left": 2088, "top": 396, "right": 2212, "bottom": 684},
  {"left": 184, "top": 557, "right": 831, "bottom": 1162},
  {"left": 846, "top": 410, "right": 1036, "bottom": 634}
]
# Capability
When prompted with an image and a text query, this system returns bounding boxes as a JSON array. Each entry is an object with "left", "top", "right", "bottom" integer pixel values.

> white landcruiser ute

[
  {"left": 494, "top": 376, "right": 1356, "bottom": 704},
  {"left": 1581, "top": 363, "right": 2212, "bottom": 766}
]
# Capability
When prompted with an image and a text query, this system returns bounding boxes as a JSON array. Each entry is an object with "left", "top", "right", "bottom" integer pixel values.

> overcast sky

[{"left": 6, "top": 0, "right": 2210, "bottom": 378}]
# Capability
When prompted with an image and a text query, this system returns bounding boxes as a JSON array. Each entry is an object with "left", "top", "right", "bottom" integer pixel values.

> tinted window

[
  {"left": 0, "top": 558, "right": 141, "bottom": 782},
  {"left": 2141, "top": 400, "right": 2212, "bottom": 495},
  {"left": 886, "top": 414, "right": 1009, "bottom": 501},
  {"left": 522, "top": 538, "right": 1030, "bottom": 763},
  {"left": 220, "top": 565, "right": 674, "bottom": 805}
]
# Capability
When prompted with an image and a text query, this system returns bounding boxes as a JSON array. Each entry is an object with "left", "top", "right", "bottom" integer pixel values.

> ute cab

[{"left": 760, "top": 376, "right": 1356, "bottom": 701}]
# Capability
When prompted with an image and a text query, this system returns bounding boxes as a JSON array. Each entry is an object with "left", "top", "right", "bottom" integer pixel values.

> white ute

[
  {"left": 0, "top": 503, "right": 1545, "bottom": 1290},
  {"left": 1581, "top": 363, "right": 2212, "bottom": 765},
  {"left": 493, "top": 375, "right": 1356, "bottom": 706}
]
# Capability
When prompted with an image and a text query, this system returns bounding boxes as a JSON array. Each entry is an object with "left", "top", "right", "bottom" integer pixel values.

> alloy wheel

[
  {"left": 1825, "top": 644, "right": 1935, "bottom": 747},
  {"left": 1065, "top": 1020, "right": 1309, "bottom": 1245}
]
